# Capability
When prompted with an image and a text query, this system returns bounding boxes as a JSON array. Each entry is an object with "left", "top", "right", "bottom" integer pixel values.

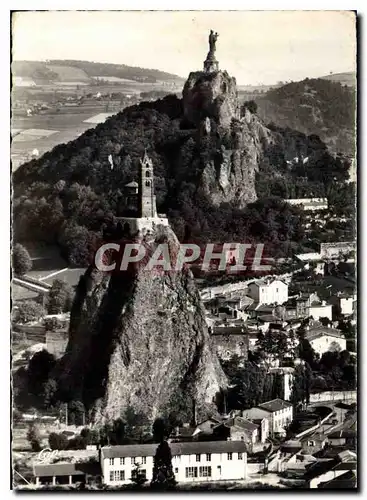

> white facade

[
  {"left": 308, "top": 334, "right": 347, "bottom": 356},
  {"left": 308, "top": 303, "right": 332, "bottom": 321},
  {"left": 101, "top": 442, "right": 247, "bottom": 486},
  {"left": 247, "top": 279, "right": 288, "bottom": 306},
  {"left": 256, "top": 400, "right": 293, "bottom": 436}
]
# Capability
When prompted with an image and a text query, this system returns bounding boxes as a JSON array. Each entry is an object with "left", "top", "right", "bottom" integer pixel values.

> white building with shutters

[{"left": 100, "top": 441, "right": 247, "bottom": 486}]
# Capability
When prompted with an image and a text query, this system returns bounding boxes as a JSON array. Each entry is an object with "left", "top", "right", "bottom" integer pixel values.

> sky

[{"left": 12, "top": 10, "right": 356, "bottom": 85}]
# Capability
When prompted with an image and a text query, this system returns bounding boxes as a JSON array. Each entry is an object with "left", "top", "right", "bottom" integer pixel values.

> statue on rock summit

[
  {"left": 204, "top": 30, "right": 219, "bottom": 73},
  {"left": 208, "top": 30, "right": 219, "bottom": 55}
]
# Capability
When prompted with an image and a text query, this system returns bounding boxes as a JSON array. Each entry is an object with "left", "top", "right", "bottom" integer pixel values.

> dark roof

[
  {"left": 34, "top": 462, "right": 101, "bottom": 477},
  {"left": 176, "top": 426, "right": 196, "bottom": 438},
  {"left": 101, "top": 441, "right": 247, "bottom": 460},
  {"left": 318, "top": 470, "right": 357, "bottom": 489},
  {"left": 304, "top": 454, "right": 356, "bottom": 481},
  {"left": 328, "top": 429, "right": 356, "bottom": 439},
  {"left": 211, "top": 326, "right": 248, "bottom": 335},
  {"left": 257, "top": 399, "right": 293, "bottom": 413},
  {"left": 222, "top": 417, "right": 259, "bottom": 432},
  {"left": 306, "top": 327, "right": 344, "bottom": 341}
]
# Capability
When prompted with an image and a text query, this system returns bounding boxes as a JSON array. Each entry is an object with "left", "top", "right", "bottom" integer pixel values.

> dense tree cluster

[
  {"left": 256, "top": 77, "right": 355, "bottom": 155},
  {"left": 13, "top": 89, "right": 354, "bottom": 267},
  {"left": 12, "top": 243, "right": 32, "bottom": 276}
]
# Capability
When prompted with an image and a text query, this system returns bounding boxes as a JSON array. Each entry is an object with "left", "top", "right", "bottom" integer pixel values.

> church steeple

[{"left": 139, "top": 151, "right": 157, "bottom": 218}]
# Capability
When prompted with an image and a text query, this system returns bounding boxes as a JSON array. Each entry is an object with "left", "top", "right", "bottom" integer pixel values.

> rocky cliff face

[
  {"left": 182, "top": 70, "right": 277, "bottom": 208},
  {"left": 58, "top": 224, "right": 226, "bottom": 424}
]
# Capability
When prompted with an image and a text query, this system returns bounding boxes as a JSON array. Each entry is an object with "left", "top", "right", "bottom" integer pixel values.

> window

[
  {"left": 142, "top": 456, "right": 146, "bottom": 465},
  {"left": 185, "top": 467, "right": 198, "bottom": 478},
  {"left": 175, "top": 468, "right": 179, "bottom": 474},
  {"left": 238, "top": 453, "right": 243, "bottom": 460},
  {"left": 146, "top": 170, "right": 151, "bottom": 178},
  {"left": 131, "top": 457, "right": 136, "bottom": 465},
  {"left": 109, "top": 471, "right": 114, "bottom": 482},
  {"left": 145, "top": 180, "right": 151, "bottom": 187},
  {"left": 196, "top": 454, "right": 201, "bottom": 462},
  {"left": 120, "top": 458, "right": 125, "bottom": 466},
  {"left": 109, "top": 458, "right": 114, "bottom": 466},
  {"left": 206, "top": 453, "right": 211, "bottom": 462},
  {"left": 114, "top": 470, "right": 122, "bottom": 481},
  {"left": 227, "top": 453, "right": 233, "bottom": 460},
  {"left": 199, "top": 466, "right": 212, "bottom": 478},
  {"left": 132, "top": 469, "right": 146, "bottom": 480}
]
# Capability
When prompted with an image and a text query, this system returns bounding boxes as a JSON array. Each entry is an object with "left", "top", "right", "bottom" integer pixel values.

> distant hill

[
  {"left": 255, "top": 77, "right": 356, "bottom": 155},
  {"left": 319, "top": 71, "right": 356, "bottom": 88},
  {"left": 12, "top": 60, "right": 185, "bottom": 85}
]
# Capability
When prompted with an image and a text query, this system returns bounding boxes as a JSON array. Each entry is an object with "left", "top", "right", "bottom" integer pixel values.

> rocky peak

[
  {"left": 181, "top": 66, "right": 277, "bottom": 208},
  {"left": 183, "top": 70, "right": 240, "bottom": 129},
  {"left": 58, "top": 224, "right": 227, "bottom": 424}
]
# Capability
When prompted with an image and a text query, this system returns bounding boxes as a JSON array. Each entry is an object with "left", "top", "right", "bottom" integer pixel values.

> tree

[
  {"left": 242, "top": 100, "right": 258, "bottom": 114},
  {"left": 152, "top": 418, "right": 171, "bottom": 443},
  {"left": 27, "top": 423, "right": 41, "bottom": 451},
  {"left": 80, "top": 427, "right": 99, "bottom": 445},
  {"left": 27, "top": 350, "right": 56, "bottom": 400},
  {"left": 47, "top": 279, "right": 73, "bottom": 314},
  {"left": 291, "top": 362, "right": 311, "bottom": 406},
  {"left": 12, "top": 243, "right": 32, "bottom": 276},
  {"left": 49, "top": 432, "right": 68, "bottom": 450},
  {"left": 42, "top": 378, "right": 58, "bottom": 409},
  {"left": 255, "top": 330, "right": 290, "bottom": 363},
  {"left": 67, "top": 400, "right": 85, "bottom": 426},
  {"left": 13, "top": 300, "right": 46, "bottom": 324},
  {"left": 151, "top": 441, "right": 176, "bottom": 489},
  {"left": 131, "top": 462, "right": 148, "bottom": 487}
]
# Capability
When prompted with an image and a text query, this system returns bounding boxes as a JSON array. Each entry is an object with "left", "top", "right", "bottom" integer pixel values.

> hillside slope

[
  {"left": 320, "top": 71, "right": 356, "bottom": 87},
  {"left": 12, "top": 60, "right": 184, "bottom": 84},
  {"left": 256, "top": 78, "right": 356, "bottom": 155},
  {"left": 13, "top": 73, "right": 352, "bottom": 265}
]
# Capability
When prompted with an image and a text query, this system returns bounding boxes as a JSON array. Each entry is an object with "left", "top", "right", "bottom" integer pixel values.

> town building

[
  {"left": 213, "top": 417, "right": 259, "bottom": 448},
  {"left": 210, "top": 326, "right": 249, "bottom": 361},
  {"left": 305, "top": 326, "right": 347, "bottom": 355},
  {"left": 242, "top": 399, "right": 293, "bottom": 438},
  {"left": 319, "top": 242, "right": 355, "bottom": 260},
  {"left": 303, "top": 450, "right": 357, "bottom": 488},
  {"left": 100, "top": 441, "right": 247, "bottom": 485},
  {"left": 330, "top": 292, "right": 356, "bottom": 317},
  {"left": 33, "top": 462, "right": 101, "bottom": 487},
  {"left": 247, "top": 279, "right": 288, "bottom": 306},
  {"left": 256, "top": 399, "right": 294, "bottom": 437}
]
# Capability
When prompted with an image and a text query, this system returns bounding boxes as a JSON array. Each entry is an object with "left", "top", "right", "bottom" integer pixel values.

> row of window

[
  {"left": 109, "top": 469, "right": 148, "bottom": 482},
  {"left": 109, "top": 457, "right": 147, "bottom": 466},
  {"left": 109, "top": 470, "right": 125, "bottom": 482},
  {"left": 109, "top": 453, "right": 244, "bottom": 467},
  {"left": 186, "top": 466, "right": 212, "bottom": 478},
  {"left": 173, "top": 452, "right": 243, "bottom": 462}
]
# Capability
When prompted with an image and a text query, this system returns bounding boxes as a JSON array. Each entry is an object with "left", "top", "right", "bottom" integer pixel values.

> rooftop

[
  {"left": 101, "top": 441, "right": 247, "bottom": 460},
  {"left": 124, "top": 181, "right": 138, "bottom": 188},
  {"left": 257, "top": 398, "right": 293, "bottom": 413},
  {"left": 305, "top": 327, "right": 344, "bottom": 341},
  {"left": 221, "top": 417, "right": 259, "bottom": 432},
  {"left": 34, "top": 461, "right": 101, "bottom": 478}
]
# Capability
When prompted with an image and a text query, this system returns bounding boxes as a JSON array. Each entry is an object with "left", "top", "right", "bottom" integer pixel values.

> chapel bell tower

[{"left": 139, "top": 151, "right": 157, "bottom": 218}]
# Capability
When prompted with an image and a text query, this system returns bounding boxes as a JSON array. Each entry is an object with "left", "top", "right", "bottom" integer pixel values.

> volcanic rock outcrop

[
  {"left": 58, "top": 224, "right": 227, "bottom": 424},
  {"left": 182, "top": 69, "right": 276, "bottom": 208}
]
